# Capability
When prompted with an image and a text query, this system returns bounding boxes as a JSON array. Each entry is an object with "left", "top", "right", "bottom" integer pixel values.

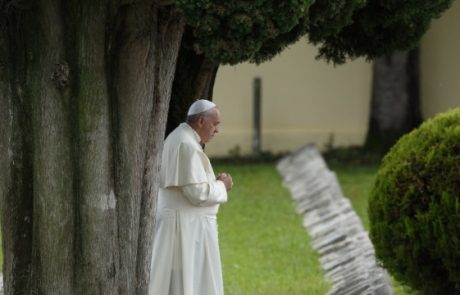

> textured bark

[
  {"left": 0, "top": 1, "right": 185, "bottom": 294},
  {"left": 166, "top": 26, "right": 219, "bottom": 136},
  {"left": 135, "top": 6, "right": 185, "bottom": 294},
  {"left": 365, "top": 49, "right": 422, "bottom": 153},
  {"left": 28, "top": 2, "right": 75, "bottom": 293},
  {"left": 73, "top": 1, "right": 116, "bottom": 293}
]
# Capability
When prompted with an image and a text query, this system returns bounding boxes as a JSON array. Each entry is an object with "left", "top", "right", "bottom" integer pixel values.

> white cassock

[{"left": 149, "top": 123, "right": 228, "bottom": 295}]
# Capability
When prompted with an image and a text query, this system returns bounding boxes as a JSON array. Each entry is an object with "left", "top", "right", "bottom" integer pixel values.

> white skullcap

[{"left": 187, "top": 99, "right": 216, "bottom": 116}]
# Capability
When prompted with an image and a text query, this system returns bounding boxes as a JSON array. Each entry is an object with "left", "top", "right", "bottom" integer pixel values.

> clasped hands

[{"left": 217, "top": 172, "right": 233, "bottom": 191}]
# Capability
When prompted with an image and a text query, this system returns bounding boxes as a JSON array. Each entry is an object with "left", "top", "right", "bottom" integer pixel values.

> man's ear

[{"left": 197, "top": 116, "right": 205, "bottom": 127}]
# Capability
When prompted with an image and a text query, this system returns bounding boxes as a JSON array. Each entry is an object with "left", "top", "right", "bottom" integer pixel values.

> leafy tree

[{"left": 0, "top": 0, "right": 454, "bottom": 293}]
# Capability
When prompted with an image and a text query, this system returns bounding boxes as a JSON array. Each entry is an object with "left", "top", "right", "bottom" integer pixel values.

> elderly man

[{"left": 149, "top": 99, "right": 233, "bottom": 295}]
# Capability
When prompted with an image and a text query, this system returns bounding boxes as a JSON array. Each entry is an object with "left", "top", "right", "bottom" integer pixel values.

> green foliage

[
  {"left": 175, "top": 0, "right": 313, "bottom": 65},
  {"left": 368, "top": 108, "right": 460, "bottom": 294},
  {"left": 176, "top": 0, "right": 454, "bottom": 65},
  {"left": 313, "top": 0, "right": 454, "bottom": 64},
  {"left": 307, "top": 0, "right": 366, "bottom": 45}
]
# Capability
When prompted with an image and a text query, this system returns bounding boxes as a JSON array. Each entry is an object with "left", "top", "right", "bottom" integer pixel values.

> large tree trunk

[
  {"left": 165, "top": 26, "right": 219, "bottom": 136},
  {"left": 365, "top": 49, "right": 422, "bottom": 153},
  {"left": 0, "top": 1, "right": 184, "bottom": 294}
]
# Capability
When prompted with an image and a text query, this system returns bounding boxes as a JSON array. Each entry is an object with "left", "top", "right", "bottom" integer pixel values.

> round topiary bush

[{"left": 369, "top": 108, "right": 460, "bottom": 294}]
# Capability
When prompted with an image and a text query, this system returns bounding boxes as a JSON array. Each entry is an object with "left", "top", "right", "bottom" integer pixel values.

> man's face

[{"left": 197, "top": 108, "right": 221, "bottom": 144}]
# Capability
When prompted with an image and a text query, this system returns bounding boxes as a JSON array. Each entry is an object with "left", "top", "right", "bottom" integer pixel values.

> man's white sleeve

[{"left": 181, "top": 181, "right": 228, "bottom": 206}]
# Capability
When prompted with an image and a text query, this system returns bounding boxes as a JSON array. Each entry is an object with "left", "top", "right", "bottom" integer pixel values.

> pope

[{"left": 149, "top": 99, "right": 233, "bottom": 295}]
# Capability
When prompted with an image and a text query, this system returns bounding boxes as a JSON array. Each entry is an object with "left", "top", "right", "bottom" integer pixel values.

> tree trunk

[
  {"left": 0, "top": 1, "right": 184, "bottom": 294},
  {"left": 165, "top": 26, "right": 219, "bottom": 136},
  {"left": 365, "top": 49, "right": 422, "bottom": 153}
]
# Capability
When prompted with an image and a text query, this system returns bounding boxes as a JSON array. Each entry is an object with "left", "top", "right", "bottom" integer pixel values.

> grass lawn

[
  {"left": 216, "top": 163, "right": 329, "bottom": 295},
  {"left": 0, "top": 162, "right": 414, "bottom": 294},
  {"left": 215, "top": 162, "right": 413, "bottom": 295}
]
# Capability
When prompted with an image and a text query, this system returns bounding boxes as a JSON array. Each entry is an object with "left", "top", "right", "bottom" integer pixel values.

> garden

[{"left": 0, "top": 111, "right": 458, "bottom": 294}]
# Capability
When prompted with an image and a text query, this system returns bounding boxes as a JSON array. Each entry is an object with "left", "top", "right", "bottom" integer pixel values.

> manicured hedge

[{"left": 369, "top": 108, "right": 460, "bottom": 294}]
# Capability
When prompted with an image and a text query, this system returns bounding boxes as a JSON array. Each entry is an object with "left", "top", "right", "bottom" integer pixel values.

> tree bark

[
  {"left": 166, "top": 26, "right": 219, "bottom": 136},
  {"left": 365, "top": 49, "right": 422, "bottom": 153},
  {"left": 0, "top": 1, "right": 185, "bottom": 294}
]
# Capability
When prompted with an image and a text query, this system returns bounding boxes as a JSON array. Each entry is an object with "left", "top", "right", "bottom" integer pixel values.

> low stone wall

[{"left": 277, "top": 144, "right": 392, "bottom": 295}]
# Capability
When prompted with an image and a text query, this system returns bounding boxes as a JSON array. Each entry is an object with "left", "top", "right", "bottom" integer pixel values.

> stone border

[{"left": 277, "top": 145, "right": 392, "bottom": 295}]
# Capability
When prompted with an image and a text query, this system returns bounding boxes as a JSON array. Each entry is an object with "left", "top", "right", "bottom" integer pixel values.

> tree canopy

[{"left": 175, "top": 0, "right": 454, "bottom": 65}]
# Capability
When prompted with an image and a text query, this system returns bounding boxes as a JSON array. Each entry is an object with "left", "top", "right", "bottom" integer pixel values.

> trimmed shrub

[{"left": 369, "top": 108, "right": 460, "bottom": 294}]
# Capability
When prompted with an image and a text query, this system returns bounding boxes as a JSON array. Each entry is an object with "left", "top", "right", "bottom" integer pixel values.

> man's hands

[{"left": 217, "top": 172, "right": 233, "bottom": 191}]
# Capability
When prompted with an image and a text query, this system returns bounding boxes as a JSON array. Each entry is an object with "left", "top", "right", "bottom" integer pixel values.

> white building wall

[
  {"left": 207, "top": 40, "right": 372, "bottom": 157},
  {"left": 420, "top": 0, "right": 460, "bottom": 118}
]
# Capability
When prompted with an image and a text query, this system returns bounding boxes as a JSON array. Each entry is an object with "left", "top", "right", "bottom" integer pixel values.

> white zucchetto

[{"left": 187, "top": 99, "right": 216, "bottom": 116}]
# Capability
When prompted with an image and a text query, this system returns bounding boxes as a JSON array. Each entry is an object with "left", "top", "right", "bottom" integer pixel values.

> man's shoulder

[
  {"left": 166, "top": 126, "right": 192, "bottom": 145},
  {"left": 165, "top": 126, "right": 201, "bottom": 154}
]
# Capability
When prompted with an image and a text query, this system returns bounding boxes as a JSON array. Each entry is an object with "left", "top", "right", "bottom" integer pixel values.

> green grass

[
  {"left": 216, "top": 162, "right": 414, "bottom": 295},
  {"left": 216, "top": 163, "right": 329, "bottom": 295}
]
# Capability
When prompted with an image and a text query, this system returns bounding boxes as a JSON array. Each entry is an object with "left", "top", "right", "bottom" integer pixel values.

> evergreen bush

[{"left": 369, "top": 108, "right": 460, "bottom": 294}]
